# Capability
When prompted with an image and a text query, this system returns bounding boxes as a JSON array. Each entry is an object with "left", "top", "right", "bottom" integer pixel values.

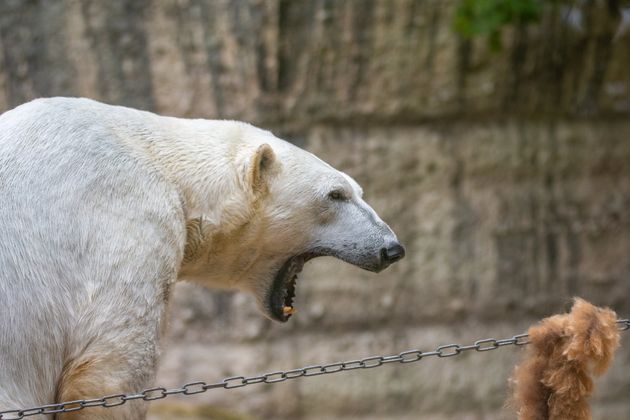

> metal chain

[{"left": 2, "top": 319, "right": 628, "bottom": 419}]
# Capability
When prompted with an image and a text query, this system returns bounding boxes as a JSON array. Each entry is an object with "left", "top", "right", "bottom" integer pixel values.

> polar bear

[{"left": 0, "top": 98, "right": 404, "bottom": 419}]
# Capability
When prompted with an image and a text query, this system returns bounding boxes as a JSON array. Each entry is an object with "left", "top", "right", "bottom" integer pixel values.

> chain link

[{"left": 1, "top": 319, "right": 628, "bottom": 419}]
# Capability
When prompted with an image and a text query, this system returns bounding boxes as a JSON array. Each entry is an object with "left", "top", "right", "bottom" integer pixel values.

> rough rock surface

[{"left": 1, "top": 1, "right": 629, "bottom": 419}]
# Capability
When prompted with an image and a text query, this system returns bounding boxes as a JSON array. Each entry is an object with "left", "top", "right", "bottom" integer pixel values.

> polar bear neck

[{"left": 136, "top": 118, "right": 255, "bottom": 231}]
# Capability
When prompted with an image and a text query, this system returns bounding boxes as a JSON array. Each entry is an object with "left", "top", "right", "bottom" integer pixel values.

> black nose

[{"left": 381, "top": 242, "right": 405, "bottom": 265}]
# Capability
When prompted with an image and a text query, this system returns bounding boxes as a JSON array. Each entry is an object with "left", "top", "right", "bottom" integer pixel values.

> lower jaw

[
  {"left": 267, "top": 251, "right": 333, "bottom": 322},
  {"left": 268, "top": 262, "right": 304, "bottom": 322},
  {"left": 268, "top": 280, "right": 293, "bottom": 322}
]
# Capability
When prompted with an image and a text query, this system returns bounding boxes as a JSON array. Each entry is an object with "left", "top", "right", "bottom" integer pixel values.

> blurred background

[{"left": 1, "top": 0, "right": 630, "bottom": 418}]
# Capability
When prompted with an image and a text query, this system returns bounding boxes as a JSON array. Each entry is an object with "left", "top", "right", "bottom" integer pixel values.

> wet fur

[{"left": 510, "top": 298, "right": 620, "bottom": 420}]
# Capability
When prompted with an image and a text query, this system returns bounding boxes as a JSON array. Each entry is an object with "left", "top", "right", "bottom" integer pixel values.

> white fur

[{"left": 0, "top": 98, "right": 400, "bottom": 418}]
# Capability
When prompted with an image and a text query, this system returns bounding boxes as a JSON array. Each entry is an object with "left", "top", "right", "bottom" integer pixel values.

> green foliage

[{"left": 454, "top": 0, "right": 544, "bottom": 50}]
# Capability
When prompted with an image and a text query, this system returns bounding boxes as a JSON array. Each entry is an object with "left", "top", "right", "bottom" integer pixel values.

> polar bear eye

[{"left": 328, "top": 190, "right": 345, "bottom": 201}]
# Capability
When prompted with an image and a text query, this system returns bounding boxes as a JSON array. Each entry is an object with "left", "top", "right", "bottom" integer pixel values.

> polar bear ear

[{"left": 248, "top": 143, "right": 276, "bottom": 195}]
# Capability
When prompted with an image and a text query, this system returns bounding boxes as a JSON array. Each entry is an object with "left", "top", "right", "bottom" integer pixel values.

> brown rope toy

[{"left": 510, "top": 298, "right": 621, "bottom": 420}]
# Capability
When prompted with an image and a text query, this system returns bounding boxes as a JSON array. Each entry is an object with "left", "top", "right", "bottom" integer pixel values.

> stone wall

[
  {"left": 2, "top": 0, "right": 629, "bottom": 122},
  {"left": 154, "top": 121, "right": 630, "bottom": 419},
  {"left": 1, "top": 1, "right": 629, "bottom": 418}
]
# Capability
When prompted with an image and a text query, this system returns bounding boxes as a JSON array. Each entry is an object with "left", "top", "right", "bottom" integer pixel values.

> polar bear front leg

[
  {"left": 54, "top": 291, "right": 169, "bottom": 420},
  {"left": 55, "top": 344, "right": 157, "bottom": 420}
]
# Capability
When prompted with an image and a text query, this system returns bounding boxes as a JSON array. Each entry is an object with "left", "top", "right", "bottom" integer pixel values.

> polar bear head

[{"left": 179, "top": 125, "right": 404, "bottom": 322}]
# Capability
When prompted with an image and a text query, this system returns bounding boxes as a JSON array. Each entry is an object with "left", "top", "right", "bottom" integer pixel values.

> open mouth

[
  {"left": 268, "top": 252, "right": 321, "bottom": 322},
  {"left": 265, "top": 242, "right": 404, "bottom": 322}
]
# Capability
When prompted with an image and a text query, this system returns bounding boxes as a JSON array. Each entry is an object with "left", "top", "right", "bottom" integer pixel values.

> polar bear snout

[
  {"left": 328, "top": 227, "right": 405, "bottom": 274},
  {"left": 380, "top": 241, "right": 406, "bottom": 267},
  {"left": 365, "top": 239, "right": 405, "bottom": 273}
]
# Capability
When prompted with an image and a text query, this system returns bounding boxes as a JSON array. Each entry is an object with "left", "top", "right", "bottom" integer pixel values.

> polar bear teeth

[
  {"left": 283, "top": 274, "right": 298, "bottom": 314},
  {"left": 272, "top": 254, "right": 311, "bottom": 321}
]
